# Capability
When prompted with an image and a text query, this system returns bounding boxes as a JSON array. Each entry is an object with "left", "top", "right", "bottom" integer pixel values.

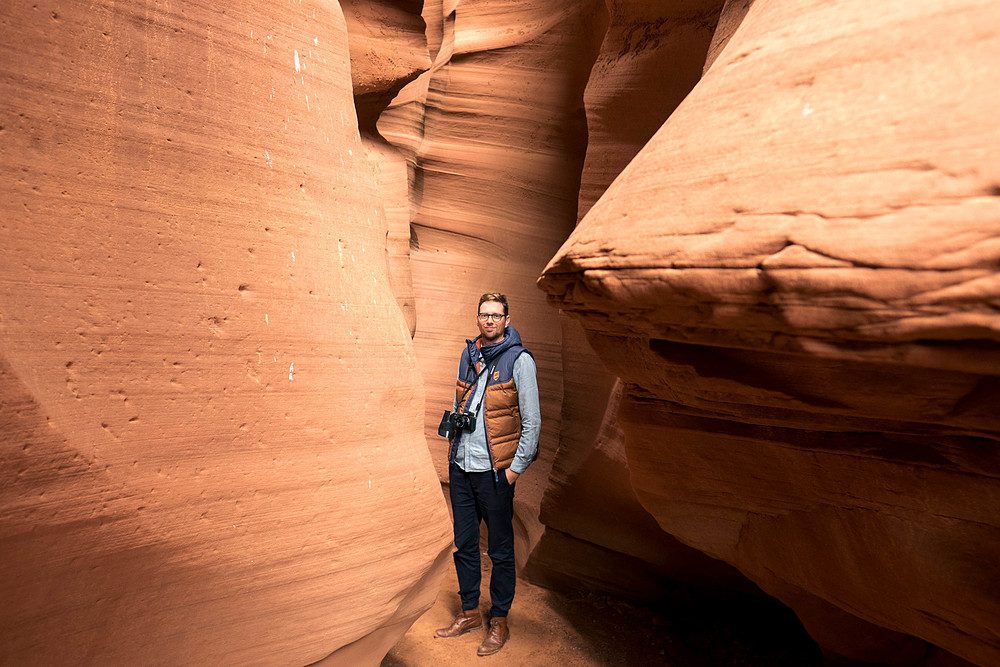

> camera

[
  {"left": 438, "top": 410, "right": 477, "bottom": 438},
  {"left": 450, "top": 410, "right": 476, "bottom": 431}
]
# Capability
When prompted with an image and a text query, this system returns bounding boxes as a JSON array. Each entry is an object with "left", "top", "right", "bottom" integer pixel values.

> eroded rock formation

[
  {"left": 346, "top": 0, "right": 430, "bottom": 337},
  {"left": 0, "top": 2, "right": 450, "bottom": 664},
  {"left": 523, "top": 0, "right": 760, "bottom": 600},
  {"left": 5, "top": 0, "right": 1000, "bottom": 664},
  {"left": 539, "top": 0, "right": 1000, "bottom": 664}
]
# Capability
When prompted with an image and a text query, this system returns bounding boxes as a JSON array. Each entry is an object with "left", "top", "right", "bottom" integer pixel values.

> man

[{"left": 435, "top": 292, "right": 540, "bottom": 656}]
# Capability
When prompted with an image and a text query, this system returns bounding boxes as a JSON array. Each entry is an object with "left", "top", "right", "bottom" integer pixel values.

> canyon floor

[{"left": 382, "top": 555, "right": 823, "bottom": 666}]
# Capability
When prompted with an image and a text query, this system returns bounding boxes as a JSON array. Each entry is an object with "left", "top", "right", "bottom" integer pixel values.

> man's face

[{"left": 477, "top": 300, "right": 508, "bottom": 344}]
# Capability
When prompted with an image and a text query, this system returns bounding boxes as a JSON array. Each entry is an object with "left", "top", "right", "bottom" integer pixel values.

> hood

[{"left": 466, "top": 324, "right": 523, "bottom": 367}]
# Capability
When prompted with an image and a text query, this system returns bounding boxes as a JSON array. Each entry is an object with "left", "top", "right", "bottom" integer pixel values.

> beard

[{"left": 481, "top": 326, "right": 505, "bottom": 344}]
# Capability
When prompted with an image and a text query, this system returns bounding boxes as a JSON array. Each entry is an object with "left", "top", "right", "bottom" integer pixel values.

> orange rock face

[
  {"left": 523, "top": 0, "right": 759, "bottom": 600},
  {"left": 344, "top": 0, "right": 430, "bottom": 337},
  {"left": 0, "top": 2, "right": 450, "bottom": 664},
  {"left": 6, "top": 0, "right": 1000, "bottom": 664},
  {"left": 342, "top": 0, "right": 428, "bottom": 133},
  {"left": 540, "top": 0, "right": 1000, "bottom": 664}
]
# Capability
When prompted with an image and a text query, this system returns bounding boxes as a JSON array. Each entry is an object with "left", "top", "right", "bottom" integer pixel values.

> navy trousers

[{"left": 448, "top": 463, "right": 516, "bottom": 618}]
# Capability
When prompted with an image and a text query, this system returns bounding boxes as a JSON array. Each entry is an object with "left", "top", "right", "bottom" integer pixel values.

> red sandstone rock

[
  {"left": 0, "top": 2, "right": 450, "bottom": 664},
  {"left": 704, "top": 0, "right": 755, "bottom": 74},
  {"left": 577, "top": 0, "right": 723, "bottom": 219},
  {"left": 361, "top": 137, "right": 418, "bottom": 337},
  {"left": 540, "top": 0, "right": 1000, "bottom": 664},
  {"left": 525, "top": 0, "right": 754, "bottom": 598},
  {"left": 8, "top": 0, "right": 999, "bottom": 663},
  {"left": 342, "top": 0, "right": 429, "bottom": 132},
  {"left": 343, "top": 0, "right": 429, "bottom": 337}
]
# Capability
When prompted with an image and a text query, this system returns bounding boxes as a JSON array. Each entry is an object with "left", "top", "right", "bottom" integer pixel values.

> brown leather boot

[
  {"left": 435, "top": 608, "right": 483, "bottom": 638},
  {"left": 477, "top": 616, "right": 509, "bottom": 656}
]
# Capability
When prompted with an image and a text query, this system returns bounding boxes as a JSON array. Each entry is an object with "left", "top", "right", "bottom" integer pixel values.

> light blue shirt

[{"left": 453, "top": 353, "right": 539, "bottom": 474}]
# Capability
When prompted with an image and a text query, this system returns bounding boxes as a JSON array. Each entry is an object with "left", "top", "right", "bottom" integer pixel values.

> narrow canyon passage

[
  {"left": 383, "top": 567, "right": 823, "bottom": 666},
  {"left": 1, "top": 0, "right": 998, "bottom": 665}
]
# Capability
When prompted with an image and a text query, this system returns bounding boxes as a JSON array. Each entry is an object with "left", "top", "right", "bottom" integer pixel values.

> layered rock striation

[
  {"left": 0, "top": 2, "right": 450, "bottom": 664},
  {"left": 346, "top": 0, "right": 431, "bottom": 337},
  {"left": 540, "top": 0, "right": 1000, "bottom": 664},
  {"left": 6, "top": 0, "right": 1000, "bottom": 664},
  {"left": 524, "top": 0, "right": 761, "bottom": 600}
]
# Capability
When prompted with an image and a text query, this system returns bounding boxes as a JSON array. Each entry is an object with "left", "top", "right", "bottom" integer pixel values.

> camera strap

[
  {"left": 457, "top": 357, "right": 498, "bottom": 418},
  {"left": 470, "top": 359, "right": 498, "bottom": 420}
]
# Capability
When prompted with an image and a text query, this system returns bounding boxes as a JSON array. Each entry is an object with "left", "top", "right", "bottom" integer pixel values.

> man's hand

[{"left": 505, "top": 469, "right": 520, "bottom": 484}]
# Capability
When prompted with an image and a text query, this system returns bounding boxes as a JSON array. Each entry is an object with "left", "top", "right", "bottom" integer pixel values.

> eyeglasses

[{"left": 477, "top": 313, "right": 506, "bottom": 322}]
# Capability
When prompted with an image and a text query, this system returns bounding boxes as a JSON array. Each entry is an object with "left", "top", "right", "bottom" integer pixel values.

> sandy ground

[{"left": 382, "top": 555, "right": 823, "bottom": 666}]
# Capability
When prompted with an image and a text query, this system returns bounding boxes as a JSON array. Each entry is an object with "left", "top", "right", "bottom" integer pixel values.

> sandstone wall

[
  {"left": 0, "top": 2, "right": 450, "bottom": 664},
  {"left": 523, "top": 0, "right": 761, "bottom": 599},
  {"left": 539, "top": 0, "right": 1000, "bottom": 664},
  {"left": 7, "top": 0, "right": 999, "bottom": 663},
  {"left": 344, "top": 0, "right": 431, "bottom": 337}
]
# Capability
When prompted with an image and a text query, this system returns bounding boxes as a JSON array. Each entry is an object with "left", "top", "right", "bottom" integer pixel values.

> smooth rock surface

[
  {"left": 0, "top": 2, "right": 450, "bottom": 664},
  {"left": 7, "top": 0, "right": 1000, "bottom": 664},
  {"left": 344, "top": 0, "right": 429, "bottom": 335},
  {"left": 524, "top": 0, "right": 754, "bottom": 599},
  {"left": 342, "top": 0, "right": 428, "bottom": 133},
  {"left": 540, "top": 0, "right": 1000, "bottom": 664}
]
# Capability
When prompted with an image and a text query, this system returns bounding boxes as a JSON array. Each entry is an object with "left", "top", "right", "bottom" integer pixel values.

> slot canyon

[{"left": 1, "top": 0, "right": 998, "bottom": 665}]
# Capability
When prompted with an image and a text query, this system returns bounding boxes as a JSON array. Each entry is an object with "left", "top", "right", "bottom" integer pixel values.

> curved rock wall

[
  {"left": 342, "top": 0, "right": 428, "bottom": 134},
  {"left": 0, "top": 2, "right": 450, "bottom": 664},
  {"left": 524, "top": 0, "right": 760, "bottom": 599},
  {"left": 539, "top": 0, "right": 1000, "bottom": 664},
  {"left": 7, "top": 0, "right": 999, "bottom": 664},
  {"left": 344, "top": 0, "right": 430, "bottom": 337}
]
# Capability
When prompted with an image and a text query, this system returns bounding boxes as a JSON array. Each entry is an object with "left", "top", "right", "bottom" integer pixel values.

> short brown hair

[{"left": 478, "top": 292, "right": 508, "bottom": 316}]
